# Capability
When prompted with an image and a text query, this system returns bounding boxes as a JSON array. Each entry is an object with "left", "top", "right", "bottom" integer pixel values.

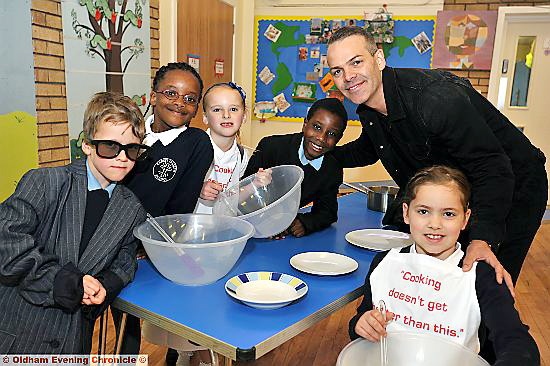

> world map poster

[{"left": 253, "top": 17, "right": 435, "bottom": 122}]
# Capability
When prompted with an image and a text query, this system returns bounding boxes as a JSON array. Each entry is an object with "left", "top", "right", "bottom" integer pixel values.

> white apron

[{"left": 370, "top": 247, "right": 481, "bottom": 352}]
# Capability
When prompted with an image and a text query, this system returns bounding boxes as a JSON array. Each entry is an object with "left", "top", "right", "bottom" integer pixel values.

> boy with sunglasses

[{"left": 0, "top": 91, "right": 148, "bottom": 354}]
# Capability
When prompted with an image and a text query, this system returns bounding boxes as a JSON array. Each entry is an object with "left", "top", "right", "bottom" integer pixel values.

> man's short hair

[{"left": 328, "top": 26, "right": 379, "bottom": 56}]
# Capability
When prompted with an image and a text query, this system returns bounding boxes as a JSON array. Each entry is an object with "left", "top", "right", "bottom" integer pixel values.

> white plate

[
  {"left": 290, "top": 252, "right": 358, "bottom": 276},
  {"left": 345, "top": 229, "right": 413, "bottom": 251},
  {"left": 225, "top": 271, "right": 308, "bottom": 309}
]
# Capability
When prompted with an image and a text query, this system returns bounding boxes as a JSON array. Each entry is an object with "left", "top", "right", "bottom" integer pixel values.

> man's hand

[
  {"left": 200, "top": 181, "right": 223, "bottom": 201},
  {"left": 463, "top": 239, "right": 514, "bottom": 297}
]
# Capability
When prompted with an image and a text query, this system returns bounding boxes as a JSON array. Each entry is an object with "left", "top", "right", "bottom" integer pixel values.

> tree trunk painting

[{"left": 71, "top": 0, "right": 145, "bottom": 94}]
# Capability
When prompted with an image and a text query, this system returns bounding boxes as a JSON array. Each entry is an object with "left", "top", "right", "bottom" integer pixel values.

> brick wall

[
  {"left": 31, "top": 0, "right": 68, "bottom": 167},
  {"left": 30, "top": 0, "right": 160, "bottom": 167},
  {"left": 150, "top": 0, "right": 160, "bottom": 82},
  {"left": 442, "top": 1, "right": 550, "bottom": 96}
]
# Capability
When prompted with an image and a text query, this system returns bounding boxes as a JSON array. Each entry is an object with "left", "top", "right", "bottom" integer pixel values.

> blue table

[{"left": 112, "top": 193, "right": 384, "bottom": 362}]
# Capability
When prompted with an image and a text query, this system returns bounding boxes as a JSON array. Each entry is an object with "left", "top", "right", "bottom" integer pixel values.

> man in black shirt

[{"left": 326, "top": 26, "right": 547, "bottom": 287}]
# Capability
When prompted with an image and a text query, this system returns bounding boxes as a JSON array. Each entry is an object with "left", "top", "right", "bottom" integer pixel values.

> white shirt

[
  {"left": 194, "top": 129, "right": 249, "bottom": 214},
  {"left": 142, "top": 115, "right": 187, "bottom": 147},
  {"left": 298, "top": 137, "right": 324, "bottom": 170},
  {"left": 86, "top": 160, "right": 115, "bottom": 198}
]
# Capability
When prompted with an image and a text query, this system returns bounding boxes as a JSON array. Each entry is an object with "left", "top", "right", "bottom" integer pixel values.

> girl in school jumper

[
  {"left": 144, "top": 82, "right": 272, "bottom": 365},
  {"left": 116, "top": 62, "right": 214, "bottom": 358},
  {"left": 349, "top": 166, "right": 539, "bottom": 365},
  {"left": 141, "top": 82, "right": 251, "bottom": 365},
  {"left": 195, "top": 82, "right": 250, "bottom": 213}
]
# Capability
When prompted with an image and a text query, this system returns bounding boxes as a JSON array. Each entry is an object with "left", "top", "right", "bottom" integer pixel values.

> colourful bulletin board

[{"left": 253, "top": 16, "right": 435, "bottom": 123}]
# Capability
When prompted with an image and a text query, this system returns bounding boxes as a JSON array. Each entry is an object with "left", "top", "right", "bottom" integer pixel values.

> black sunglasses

[{"left": 89, "top": 140, "right": 149, "bottom": 161}]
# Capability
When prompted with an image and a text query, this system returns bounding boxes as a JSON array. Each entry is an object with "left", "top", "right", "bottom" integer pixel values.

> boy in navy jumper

[{"left": 244, "top": 98, "right": 347, "bottom": 237}]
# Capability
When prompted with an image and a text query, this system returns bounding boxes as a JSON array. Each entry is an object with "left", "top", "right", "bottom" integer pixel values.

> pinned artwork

[
  {"left": 292, "top": 82, "right": 317, "bottom": 102},
  {"left": 320, "top": 25, "right": 333, "bottom": 43},
  {"left": 313, "top": 63, "right": 322, "bottom": 78},
  {"left": 320, "top": 54, "right": 328, "bottom": 69},
  {"left": 273, "top": 93, "right": 291, "bottom": 113},
  {"left": 432, "top": 10, "right": 497, "bottom": 70},
  {"left": 319, "top": 73, "right": 335, "bottom": 93},
  {"left": 299, "top": 47, "right": 308, "bottom": 61},
  {"left": 411, "top": 32, "right": 432, "bottom": 54},
  {"left": 306, "top": 72, "right": 319, "bottom": 81},
  {"left": 264, "top": 24, "right": 282, "bottom": 43},
  {"left": 305, "top": 35, "right": 319, "bottom": 44},
  {"left": 258, "top": 66, "right": 275, "bottom": 85},
  {"left": 332, "top": 20, "right": 343, "bottom": 32},
  {"left": 310, "top": 46, "right": 320, "bottom": 59},
  {"left": 364, "top": 6, "right": 394, "bottom": 44},
  {"left": 310, "top": 18, "right": 323, "bottom": 35},
  {"left": 254, "top": 101, "right": 278, "bottom": 122}
]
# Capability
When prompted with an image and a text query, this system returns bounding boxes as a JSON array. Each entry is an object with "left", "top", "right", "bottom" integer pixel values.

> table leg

[
  {"left": 102, "top": 311, "right": 108, "bottom": 354},
  {"left": 211, "top": 351, "right": 233, "bottom": 366},
  {"left": 98, "top": 312, "right": 109, "bottom": 355}
]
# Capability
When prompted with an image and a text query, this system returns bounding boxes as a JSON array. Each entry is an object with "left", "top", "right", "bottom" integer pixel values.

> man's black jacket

[{"left": 333, "top": 67, "right": 546, "bottom": 245}]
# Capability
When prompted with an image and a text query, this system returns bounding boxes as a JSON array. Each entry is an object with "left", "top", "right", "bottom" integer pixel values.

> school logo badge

[{"left": 153, "top": 158, "right": 177, "bottom": 182}]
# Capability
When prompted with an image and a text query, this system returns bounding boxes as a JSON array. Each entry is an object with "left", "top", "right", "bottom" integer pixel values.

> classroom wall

[
  {"left": 239, "top": 1, "right": 443, "bottom": 183},
  {"left": 30, "top": 0, "right": 160, "bottom": 168},
  {"left": 0, "top": 1, "right": 39, "bottom": 201},
  {"left": 441, "top": 0, "right": 550, "bottom": 97},
  {"left": 21, "top": 1, "right": 550, "bottom": 183}
]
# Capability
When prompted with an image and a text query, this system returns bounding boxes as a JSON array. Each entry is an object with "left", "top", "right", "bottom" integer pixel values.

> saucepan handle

[{"left": 342, "top": 181, "right": 371, "bottom": 195}]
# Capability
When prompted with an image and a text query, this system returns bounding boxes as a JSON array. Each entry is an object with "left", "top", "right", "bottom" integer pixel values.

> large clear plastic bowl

[
  {"left": 133, "top": 214, "right": 255, "bottom": 286},
  {"left": 337, "top": 332, "right": 489, "bottom": 366},
  {"left": 213, "top": 165, "right": 304, "bottom": 238}
]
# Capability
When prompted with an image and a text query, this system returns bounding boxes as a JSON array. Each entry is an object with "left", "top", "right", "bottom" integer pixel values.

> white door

[{"left": 489, "top": 8, "right": 550, "bottom": 203}]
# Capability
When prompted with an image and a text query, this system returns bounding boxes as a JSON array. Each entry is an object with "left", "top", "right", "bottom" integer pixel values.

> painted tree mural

[{"left": 71, "top": 0, "right": 145, "bottom": 93}]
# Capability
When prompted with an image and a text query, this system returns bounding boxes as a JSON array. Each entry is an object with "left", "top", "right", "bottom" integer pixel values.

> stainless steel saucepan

[{"left": 342, "top": 182, "right": 399, "bottom": 213}]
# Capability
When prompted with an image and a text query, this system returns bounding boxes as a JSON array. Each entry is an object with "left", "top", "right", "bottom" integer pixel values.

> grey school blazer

[{"left": 0, "top": 159, "right": 146, "bottom": 353}]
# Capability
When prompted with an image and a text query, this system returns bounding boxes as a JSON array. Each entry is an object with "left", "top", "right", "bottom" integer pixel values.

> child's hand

[
  {"left": 288, "top": 218, "right": 306, "bottom": 237},
  {"left": 82, "top": 275, "right": 107, "bottom": 305},
  {"left": 355, "top": 309, "right": 395, "bottom": 342},
  {"left": 253, "top": 168, "right": 272, "bottom": 187},
  {"left": 200, "top": 181, "right": 223, "bottom": 201},
  {"left": 271, "top": 229, "right": 289, "bottom": 240}
]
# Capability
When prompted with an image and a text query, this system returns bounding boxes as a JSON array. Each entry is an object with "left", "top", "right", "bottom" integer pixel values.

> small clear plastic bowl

[
  {"left": 133, "top": 214, "right": 255, "bottom": 286},
  {"left": 213, "top": 165, "right": 304, "bottom": 238},
  {"left": 337, "top": 332, "right": 489, "bottom": 366}
]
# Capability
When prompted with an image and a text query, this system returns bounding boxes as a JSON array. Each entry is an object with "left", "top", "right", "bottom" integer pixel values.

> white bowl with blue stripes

[{"left": 225, "top": 271, "right": 308, "bottom": 309}]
